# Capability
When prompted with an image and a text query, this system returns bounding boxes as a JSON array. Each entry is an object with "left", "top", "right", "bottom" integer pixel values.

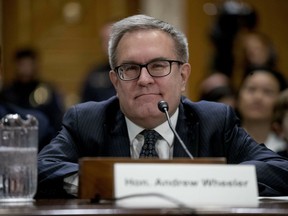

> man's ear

[
  {"left": 109, "top": 70, "right": 119, "bottom": 90},
  {"left": 180, "top": 63, "right": 191, "bottom": 92}
]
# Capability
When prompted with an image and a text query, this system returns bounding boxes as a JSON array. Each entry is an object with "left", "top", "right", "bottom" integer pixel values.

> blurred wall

[
  {"left": 0, "top": 0, "right": 2, "bottom": 62},
  {"left": 0, "top": 1, "right": 2, "bottom": 48},
  {"left": 141, "top": 0, "right": 186, "bottom": 33}
]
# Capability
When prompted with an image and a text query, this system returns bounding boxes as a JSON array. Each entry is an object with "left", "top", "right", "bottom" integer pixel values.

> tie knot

[{"left": 142, "top": 129, "right": 161, "bottom": 140}]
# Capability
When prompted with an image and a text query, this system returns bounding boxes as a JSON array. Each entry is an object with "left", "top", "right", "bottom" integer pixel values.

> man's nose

[{"left": 137, "top": 67, "right": 154, "bottom": 84}]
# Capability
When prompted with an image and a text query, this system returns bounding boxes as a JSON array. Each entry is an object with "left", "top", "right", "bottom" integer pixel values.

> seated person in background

[
  {"left": 236, "top": 67, "right": 287, "bottom": 152},
  {"left": 0, "top": 48, "right": 64, "bottom": 132},
  {"left": 81, "top": 21, "right": 116, "bottom": 102},
  {"left": 239, "top": 31, "right": 278, "bottom": 74},
  {"left": 37, "top": 14, "right": 288, "bottom": 198},
  {"left": 272, "top": 89, "right": 288, "bottom": 158},
  {"left": 199, "top": 73, "right": 236, "bottom": 108},
  {"left": 199, "top": 72, "right": 230, "bottom": 97},
  {"left": 200, "top": 85, "right": 236, "bottom": 108},
  {"left": 0, "top": 54, "right": 54, "bottom": 150}
]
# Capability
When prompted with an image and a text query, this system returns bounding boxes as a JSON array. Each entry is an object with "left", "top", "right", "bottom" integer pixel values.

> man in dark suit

[
  {"left": 0, "top": 48, "right": 64, "bottom": 132},
  {"left": 80, "top": 21, "right": 116, "bottom": 102},
  {"left": 0, "top": 50, "right": 54, "bottom": 151},
  {"left": 37, "top": 14, "right": 288, "bottom": 198}
]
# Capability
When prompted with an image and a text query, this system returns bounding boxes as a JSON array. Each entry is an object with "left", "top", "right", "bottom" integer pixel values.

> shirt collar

[{"left": 125, "top": 108, "right": 179, "bottom": 147}]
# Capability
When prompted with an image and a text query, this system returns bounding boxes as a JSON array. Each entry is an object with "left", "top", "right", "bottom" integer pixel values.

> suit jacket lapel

[
  {"left": 173, "top": 102, "right": 199, "bottom": 158},
  {"left": 104, "top": 109, "right": 131, "bottom": 157}
]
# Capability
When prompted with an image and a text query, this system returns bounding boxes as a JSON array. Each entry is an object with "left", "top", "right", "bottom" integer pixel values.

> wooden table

[{"left": 0, "top": 198, "right": 288, "bottom": 215}]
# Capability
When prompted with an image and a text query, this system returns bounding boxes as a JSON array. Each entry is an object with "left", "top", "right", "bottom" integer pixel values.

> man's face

[{"left": 110, "top": 30, "right": 190, "bottom": 128}]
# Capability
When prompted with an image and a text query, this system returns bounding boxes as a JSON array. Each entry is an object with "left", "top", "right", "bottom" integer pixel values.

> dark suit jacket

[{"left": 37, "top": 96, "right": 288, "bottom": 197}]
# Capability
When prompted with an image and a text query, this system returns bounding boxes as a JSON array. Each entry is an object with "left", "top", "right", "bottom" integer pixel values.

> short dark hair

[
  {"left": 200, "top": 86, "right": 235, "bottom": 102},
  {"left": 243, "top": 67, "right": 288, "bottom": 92},
  {"left": 14, "top": 48, "right": 38, "bottom": 61}
]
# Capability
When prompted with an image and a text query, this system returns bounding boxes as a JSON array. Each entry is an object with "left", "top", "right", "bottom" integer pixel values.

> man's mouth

[{"left": 135, "top": 93, "right": 160, "bottom": 99}]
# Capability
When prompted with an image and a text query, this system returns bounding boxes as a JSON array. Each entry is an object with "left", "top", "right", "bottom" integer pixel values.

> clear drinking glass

[{"left": 0, "top": 114, "right": 38, "bottom": 202}]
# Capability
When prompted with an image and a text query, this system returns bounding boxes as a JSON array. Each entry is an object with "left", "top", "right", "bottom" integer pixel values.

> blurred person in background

[
  {"left": 0, "top": 48, "right": 64, "bottom": 132},
  {"left": 237, "top": 68, "right": 288, "bottom": 153},
  {"left": 234, "top": 31, "right": 278, "bottom": 80},
  {"left": 210, "top": 0, "right": 258, "bottom": 77},
  {"left": 206, "top": 0, "right": 260, "bottom": 102},
  {"left": 200, "top": 85, "right": 236, "bottom": 109},
  {"left": 0, "top": 47, "right": 55, "bottom": 150},
  {"left": 80, "top": 21, "right": 116, "bottom": 102},
  {"left": 199, "top": 72, "right": 230, "bottom": 97},
  {"left": 272, "top": 89, "right": 288, "bottom": 158},
  {"left": 199, "top": 73, "right": 236, "bottom": 108}
]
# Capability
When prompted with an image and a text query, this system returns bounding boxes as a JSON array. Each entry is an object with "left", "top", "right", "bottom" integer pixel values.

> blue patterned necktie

[{"left": 139, "top": 129, "right": 161, "bottom": 158}]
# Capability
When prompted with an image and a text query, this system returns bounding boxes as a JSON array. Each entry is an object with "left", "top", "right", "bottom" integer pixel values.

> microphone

[{"left": 158, "top": 101, "right": 194, "bottom": 159}]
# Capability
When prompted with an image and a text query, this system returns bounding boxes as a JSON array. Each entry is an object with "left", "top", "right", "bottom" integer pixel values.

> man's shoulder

[
  {"left": 63, "top": 97, "right": 121, "bottom": 129},
  {"left": 70, "top": 96, "right": 119, "bottom": 115},
  {"left": 182, "top": 97, "right": 229, "bottom": 113},
  {"left": 181, "top": 97, "right": 239, "bottom": 127}
]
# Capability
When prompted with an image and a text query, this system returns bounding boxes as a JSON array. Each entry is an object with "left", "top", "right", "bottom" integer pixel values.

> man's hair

[{"left": 108, "top": 14, "right": 189, "bottom": 69}]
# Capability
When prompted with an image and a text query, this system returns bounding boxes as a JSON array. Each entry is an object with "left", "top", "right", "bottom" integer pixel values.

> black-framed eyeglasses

[{"left": 114, "top": 60, "right": 184, "bottom": 81}]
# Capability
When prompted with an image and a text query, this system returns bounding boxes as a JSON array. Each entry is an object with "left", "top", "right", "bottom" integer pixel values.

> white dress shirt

[{"left": 126, "top": 108, "right": 178, "bottom": 159}]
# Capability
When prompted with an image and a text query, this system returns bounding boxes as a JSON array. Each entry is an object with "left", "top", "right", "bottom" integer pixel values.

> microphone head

[{"left": 158, "top": 100, "right": 169, "bottom": 113}]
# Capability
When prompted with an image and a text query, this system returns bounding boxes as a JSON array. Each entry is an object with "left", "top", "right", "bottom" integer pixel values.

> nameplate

[{"left": 114, "top": 163, "right": 258, "bottom": 208}]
